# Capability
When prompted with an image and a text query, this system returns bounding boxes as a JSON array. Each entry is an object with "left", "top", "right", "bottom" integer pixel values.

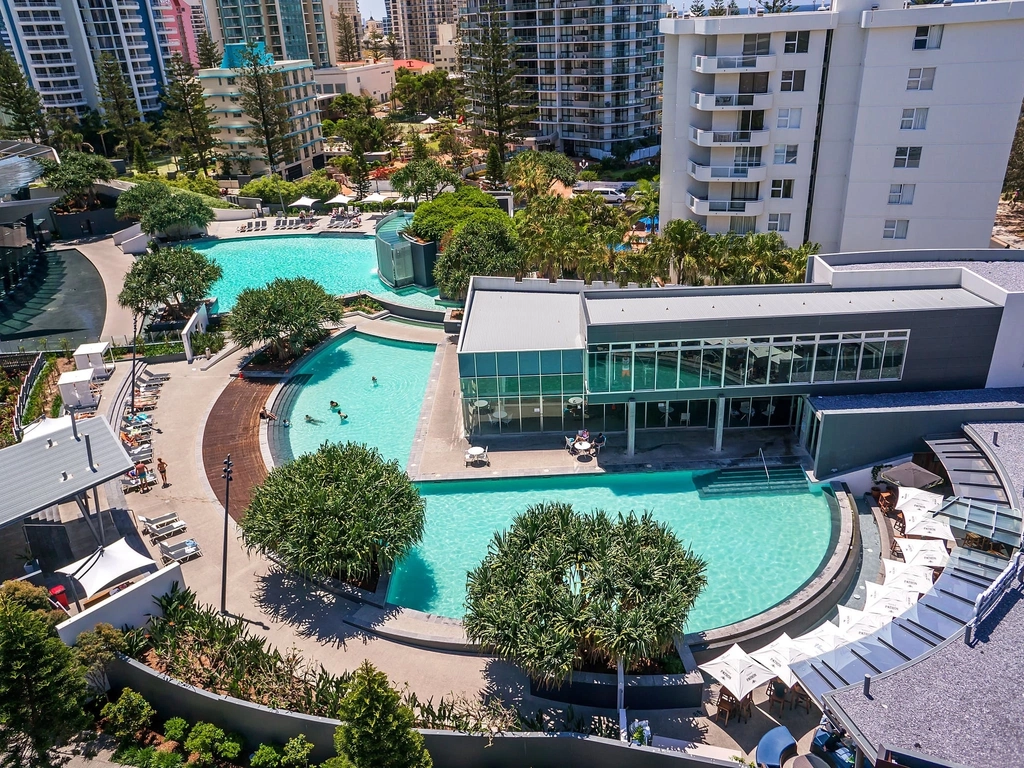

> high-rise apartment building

[
  {"left": 208, "top": 0, "right": 332, "bottom": 67},
  {"left": 659, "top": 0, "right": 1024, "bottom": 252},
  {"left": 198, "top": 43, "right": 324, "bottom": 178},
  {"left": 386, "top": 0, "right": 454, "bottom": 62},
  {"left": 460, "top": 0, "right": 666, "bottom": 159},
  {"left": 155, "top": 0, "right": 200, "bottom": 66},
  {"left": 0, "top": 0, "right": 172, "bottom": 114},
  {"left": 326, "top": 0, "right": 362, "bottom": 63},
  {"left": 432, "top": 21, "right": 457, "bottom": 72}
]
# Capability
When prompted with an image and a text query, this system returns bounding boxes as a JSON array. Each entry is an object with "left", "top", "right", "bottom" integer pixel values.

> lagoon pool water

[
  {"left": 195, "top": 235, "right": 440, "bottom": 311},
  {"left": 277, "top": 334, "right": 835, "bottom": 633}
]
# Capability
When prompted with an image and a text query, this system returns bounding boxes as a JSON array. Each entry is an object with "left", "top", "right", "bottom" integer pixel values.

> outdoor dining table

[
  {"left": 472, "top": 399, "right": 488, "bottom": 410},
  {"left": 467, "top": 446, "right": 486, "bottom": 458},
  {"left": 574, "top": 441, "right": 592, "bottom": 454},
  {"left": 493, "top": 410, "right": 508, "bottom": 420},
  {"left": 568, "top": 397, "right": 584, "bottom": 406}
]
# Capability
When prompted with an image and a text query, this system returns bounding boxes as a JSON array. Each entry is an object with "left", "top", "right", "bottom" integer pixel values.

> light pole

[
  {"left": 220, "top": 454, "right": 233, "bottom": 614},
  {"left": 129, "top": 313, "right": 138, "bottom": 413}
]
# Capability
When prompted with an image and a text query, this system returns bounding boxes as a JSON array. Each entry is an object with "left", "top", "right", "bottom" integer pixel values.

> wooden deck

[{"left": 202, "top": 378, "right": 275, "bottom": 521}]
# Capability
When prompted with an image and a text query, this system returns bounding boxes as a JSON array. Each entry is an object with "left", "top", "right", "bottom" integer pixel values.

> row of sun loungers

[
  {"left": 326, "top": 215, "right": 362, "bottom": 229},
  {"left": 274, "top": 217, "right": 316, "bottom": 229},
  {"left": 237, "top": 219, "right": 268, "bottom": 232},
  {"left": 136, "top": 514, "right": 201, "bottom": 563},
  {"left": 120, "top": 367, "right": 170, "bottom": 490}
]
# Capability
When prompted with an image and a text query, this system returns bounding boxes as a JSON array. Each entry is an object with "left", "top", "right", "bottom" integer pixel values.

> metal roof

[
  {"left": 935, "top": 497, "right": 1022, "bottom": 548},
  {"left": 583, "top": 288, "right": 993, "bottom": 325},
  {"left": 831, "top": 259, "right": 1024, "bottom": 293},
  {"left": 0, "top": 416, "right": 134, "bottom": 531},
  {"left": 459, "top": 289, "right": 584, "bottom": 353},
  {"left": 924, "top": 436, "right": 1011, "bottom": 505},
  {"left": 0, "top": 140, "right": 58, "bottom": 162}
]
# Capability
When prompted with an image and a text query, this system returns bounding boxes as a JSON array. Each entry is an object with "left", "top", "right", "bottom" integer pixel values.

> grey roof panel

[
  {"left": 0, "top": 417, "right": 134, "bottom": 531},
  {"left": 583, "top": 288, "right": 993, "bottom": 325},
  {"left": 460, "top": 290, "right": 584, "bottom": 353},
  {"left": 810, "top": 387, "right": 1024, "bottom": 414},
  {"left": 832, "top": 260, "right": 1024, "bottom": 293}
]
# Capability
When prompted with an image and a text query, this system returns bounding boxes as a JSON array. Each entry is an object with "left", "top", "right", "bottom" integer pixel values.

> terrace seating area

[{"left": 119, "top": 367, "right": 169, "bottom": 495}]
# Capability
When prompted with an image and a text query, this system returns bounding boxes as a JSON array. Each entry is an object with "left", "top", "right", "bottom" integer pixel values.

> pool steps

[{"left": 696, "top": 465, "right": 810, "bottom": 496}]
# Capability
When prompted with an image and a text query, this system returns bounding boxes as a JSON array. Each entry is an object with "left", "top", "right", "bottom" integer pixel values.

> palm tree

[
  {"left": 737, "top": 232, "right": 788, "bottom": 284},
  {"left": 661, "top": 218, "right": 705, "bottom": 284},
  {"left": 783, "top": 241, "right": 820, "bottom": 283},
  {"left": 624, "top": 178, "right": 660, "bottom": 227}
]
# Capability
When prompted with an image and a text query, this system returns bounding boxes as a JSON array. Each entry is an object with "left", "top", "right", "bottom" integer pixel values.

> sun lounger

[
  {"left": 144, "top": 518, "right": 187, "bottom": 542},
  {"left": 160, "top": 538, "right": 202, "bottom": 564},
  {"left": 138, "top": 512, "right": 179, "bottom": 528},
  {"left": 238, "top": 221, "right": 252, "bottom": 232},
  {"left": 138, "top": 370, "right": 170, "bottom": 382}
]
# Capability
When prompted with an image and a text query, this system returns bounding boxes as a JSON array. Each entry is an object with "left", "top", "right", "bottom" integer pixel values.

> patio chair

[
  {"left": 712, "top": 691, "right": 736, "bottom": 726},
  {"left": 789, "top": 684, "right": 812, "bottom": 714},
  {"left": 159, "top": 538, "right": 202, "bottom": 564},
  {"left": 767, "top": 681, "right": 787, "bottom": 717},
  {"left": 565, "top": 436, "right": 577, "bottom": 454}
]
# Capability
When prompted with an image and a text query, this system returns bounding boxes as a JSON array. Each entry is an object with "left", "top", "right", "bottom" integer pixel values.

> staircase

[{"left": 695, "top": 464, "right": 809, "bottom": 497}]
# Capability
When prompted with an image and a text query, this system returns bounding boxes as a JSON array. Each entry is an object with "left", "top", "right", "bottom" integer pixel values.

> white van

[{"left": 590, "top": 187, "right": 626, "bottom": 204}]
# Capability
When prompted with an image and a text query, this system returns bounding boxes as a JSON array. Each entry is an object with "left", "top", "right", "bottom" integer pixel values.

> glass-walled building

[{"left": 457, "top": 274, "right": 1006, "bottom": 449}]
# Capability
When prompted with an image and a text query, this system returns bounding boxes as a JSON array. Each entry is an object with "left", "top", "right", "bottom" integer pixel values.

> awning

[
  {"left": 935, "top": 497, "right": 1022, "bottom": 548},
  {"left": 57, "top": 537, "right": 156, "bottom": 597},
  {"left": 290, "top": 196, "right": 319, "bottom": 208},
  {"left": 880, "top": 461, "right": 943, "bottom": 489},
  {"left": 924, "top": 436, "right": 1010, "bottom": 504}
]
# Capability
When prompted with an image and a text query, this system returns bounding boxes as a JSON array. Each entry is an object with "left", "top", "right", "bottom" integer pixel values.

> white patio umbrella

[
  {"left": 749, "top": 633, "right": 808, "bottom": 687},
  {"left": 421, "top": 116, "right": 440, "bottom": 125},
  {"left": 290, "top": 195, "right": 319, "bottom": 208},
  {"left": 895, "top": 538, "right": 950, "bottom": 568},
  {"left": 881, "top": 461, "right": 943, "bottom": 489},
  {"left": 361, "top": 192, "right": 388, "bottom": 203},
  {"left": 836, "top": 606, "right": 891, "bottom": 641},
  {"left": 698, "top": 644, "right": 776, "bottom": 701},
  {"left": 326, "top": 194, "right": 352, "bottom": 205},
  {"left": 903, "top": 506, "right": 956, "bottom": 541},
  {"left": 896, "top": 487, "right": 944, "bottom": 514},
  {"left": 790, "top": 621, "right": 845, "bottom": 658},
  {"left": 882, "top": 558, "right": 936, "bottom": 593},
  {"left": 864, "top": 582, "right": 919, "bottom": 618}
]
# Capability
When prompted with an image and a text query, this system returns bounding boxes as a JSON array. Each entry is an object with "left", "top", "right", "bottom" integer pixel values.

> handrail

[
  {"left": 759, "top": 447, "right": 770, "bottom": 484},
  {"left": 964, "top": 551, "right": 1024, "bottom": 643}
]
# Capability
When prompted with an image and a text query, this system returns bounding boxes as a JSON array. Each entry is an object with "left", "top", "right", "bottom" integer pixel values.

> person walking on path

[{"left": 156, "top": 458, "right": 169, "bottom": 488}]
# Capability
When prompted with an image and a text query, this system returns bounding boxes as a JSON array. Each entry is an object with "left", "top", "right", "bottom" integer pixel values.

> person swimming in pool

[
  {"left": 305, "top": 415, "right": 323, "bottom": 424},
  {"left": 372, "top": 376, "right": 377, "bottom": 385},
  {"left": 339, "top": 412, "right": 348, "bottom": 422},
  {"left": 330, "top": 400, "right": 339, "bottom": 409}
]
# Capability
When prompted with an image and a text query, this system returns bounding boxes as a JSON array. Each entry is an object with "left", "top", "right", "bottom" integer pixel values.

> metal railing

[
  {"left": 759, "top": 447, "right": 770, "bottom": 484},
  {"left": 965, "top": 551, "right": 1024, "bottom": 643},
  {"left": 12, "top": 353, "right": 45, "bottom": 440}
]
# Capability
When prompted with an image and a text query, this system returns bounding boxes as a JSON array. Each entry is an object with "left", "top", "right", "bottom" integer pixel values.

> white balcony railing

[
  {"left": 687, "top": 161, "right": 768, "bottom": 182},
  {"left": 689, "top": 126, "right": 771, "bottom": 147},
  {"left": 687, "top": 195, "right": 765, "bottom": 216},
  {"left": 690, "top": 90, "right": 773, "bottom": 111},
  {"left": 692, "top": 53, "right": 776, "bottom": 74}
]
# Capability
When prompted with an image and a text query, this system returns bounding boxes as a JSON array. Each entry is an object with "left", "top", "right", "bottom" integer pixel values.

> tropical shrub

[
  {"left": 190, "top": 330, "right": 226, "bottom": 355},
  {"left": 334, "top": 661, "right": 432, "bottom": 768},
  {"left": 118, "top": 246, "right": 222, "bottom": 320},
  {"left": 281, "top": 735, "right": 314, "bottom": 768},
  {"left": 250, "top": 744, "right": 283, "bottom": 768},
  {"left": 293, "top": 169, "right": 340, "bottom": 202},
  {"left": 183, "top": 722, "right": 241, "bottom": 766},
  {"left": 241, "top": 442, "right": 425, "bottom": 583},
  {"left": 39, "top": 151, "right": 116, "bottom": 210},
  {"left": 116, "top": 180, "right": 173, "bottom": 221},
  {"left": 140, "top": 191, "right": 214, "bottom": 239},
  {"left": 505, "top": 150, "right": 577, "bottom": 202},
  {"left": 464, "top": 502, "right": 708, "bottom": 687},
  {"left": 408, "top": 185, "right": 503, "bottom": 243},
  {"left": 167, "top": 173, "right": 220, "bottom": 197},
  {"left": 228, "top": 277, "right": 342, "bottom": 361},
  {"left": 163, "top": 717, "right": 188, "bottom": 742},
  {"left": 75, "top": 622, "right": 127, "bottom": 692},
  {"left": 390, "top": 160, "right": 460, "bottom": 203},
  {"left": 238, "top": 175, "right": 297, "bottom": 204},
  {"left": 101, "top": 688, "right": 155, "bottom": 745},
  {"left": 433, "top": 215, "right": 522, "bottom": 301}
]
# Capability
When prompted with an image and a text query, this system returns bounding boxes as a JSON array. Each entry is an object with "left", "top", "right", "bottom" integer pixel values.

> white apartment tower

[
  {"left": 385, "top": 0, "right": 455, "bottom": 62},
  {"left": 659, "top": 0, "right": 1024, "bottom": 252},
  {"left": 460, "top": 0, "right": 667, "bottom": 159}
]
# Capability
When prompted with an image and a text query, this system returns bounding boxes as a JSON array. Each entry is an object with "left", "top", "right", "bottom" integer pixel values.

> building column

[
  {"left": 713, "top": 394, "right": 725, "bottom": 453},
  {"left": 626, "top": 398, "right": 636, "bottom": 457}
]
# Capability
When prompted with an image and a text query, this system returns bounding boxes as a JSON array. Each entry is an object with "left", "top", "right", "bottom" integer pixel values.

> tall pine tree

[
  {"left": 386, "top": 34, "right": 401, "bottom": 59},
  {"left": 688, "top": 0, "right": 706, "bottom": 15},
  {"left": 336, "top": 14, "right": 361, "bottom": 62},
  {"left": 0, "top": 46, "right": 45, "bottom": 142},
  {"left": 461, "top": 11, "right": 536, "bottom": 149},
  {"left": 236, "top": 41, "right": 294, "bottom": 173},
  {"left": 708, "top": 0, "right": 727, "bottom": 15},
  {"left": 162, "top": 52, "right": 220, "bottom": 171},
  {"left": 196, "top": 30, "right": 222, "bottom": 69},
  {"left": 96, "top": 53, "right": 145, "bottom": 161}
]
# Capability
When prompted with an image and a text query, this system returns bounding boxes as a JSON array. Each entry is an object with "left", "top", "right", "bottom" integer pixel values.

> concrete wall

[
  {"left": 53, "top": 209, "right": 121, "bottom": 239},
  {"left": 814, "top": 405, "right": 1024, "bottom": 477},
  {"left": 56, "top": 564, "right": 182, "bottom": 644},
  {"left": 529, "top": 672, "right": 703, "bottom": 710},
  {"left": 372, "top": 294, "right": 445, "bottom": 324},
  {"left": 213, "top": 208, "right": 256, "bottom": 222}
]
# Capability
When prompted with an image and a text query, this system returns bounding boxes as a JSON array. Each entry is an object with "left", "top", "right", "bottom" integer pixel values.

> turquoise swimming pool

[
  {"left": 277, "top": 334, "right": 835, "bottom": 632},
  {"left": 195, "top": 235, "right": 440, "bottom": 311}
]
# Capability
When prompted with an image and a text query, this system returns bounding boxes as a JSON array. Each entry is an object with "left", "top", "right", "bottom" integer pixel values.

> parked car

[{"left": 589, "top": 187, "right": 626, "bottom": 204}]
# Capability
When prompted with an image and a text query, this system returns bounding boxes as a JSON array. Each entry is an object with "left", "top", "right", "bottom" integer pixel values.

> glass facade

[{"left": 586, "top": 330, "right": 909, "bottom": 393}]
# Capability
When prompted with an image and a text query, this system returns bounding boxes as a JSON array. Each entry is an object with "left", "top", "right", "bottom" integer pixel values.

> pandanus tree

[
  {"left": 228, "top": 276, "right": 342, "bottom": 360},
  {"left": 464, "top": 502, "right": 707, "bottom": 707}
]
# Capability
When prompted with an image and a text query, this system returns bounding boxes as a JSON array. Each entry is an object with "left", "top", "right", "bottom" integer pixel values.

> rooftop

[
  {"left": 459, "top": 289, "right": 583, "bottom": 353},
  {"left": 809, "top": 387, "right": 1024, "bottom": 414},
  {"left": 832, "top": 259, "right": 1024, "bottom": 293},
  {"left": 965, "top": 421, "right": 1024, "bottom": 510},
  {"left": 826, "top": 581, "right": 1024, "bottom": 768}
]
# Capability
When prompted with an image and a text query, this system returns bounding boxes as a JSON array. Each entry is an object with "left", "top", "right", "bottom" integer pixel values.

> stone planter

[{"left": 443, "top": 308, "right": 463, "bottom": 335}]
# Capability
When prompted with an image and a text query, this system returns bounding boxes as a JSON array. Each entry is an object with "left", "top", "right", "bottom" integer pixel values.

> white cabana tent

[
  {"left": 58, "top": 368, "right": 97, "bottom": 409},
  {"left": 836, "top": 606, "right": 891, "bottom": 641},
  {"left": 73, "top": 341, "right": 114, "bottom": 379},
  {"left": 903, "top": 506, "right": 956, "bottom": 540},
  {"left": 791, "top": 621, "right": 845, "bottom": 657},
  {"left": 326, "top": 194, "right": 352, "bottom": 205},
  {"left": 698, "top": 644, "right": 775, "bottom": 701},
  {"left": 882, "top": 559, "right": 936, "bottom": 593},
  {"left": 361, "top": 192, "right": 388, "bottom": 204},
  {"left": 895, "top": 487, "right": 944, "bottom": 514},
  {"left": 895, "top": 538, "right": 950, "bottom": 568},
  {"left": 290, "top": 196, "right": 319, "bottom": 208},
  {"left": 57, "top": 537, "right": 156, "bottom": 597},
  {"left": 864, "top": 582, "right": 920, "bottom": 617},
  {"left": 749, "top": 633, "right": 808, "bottom": 687},
  {"left": 421, "top": 116, "right": 440, "bottom": 125}
]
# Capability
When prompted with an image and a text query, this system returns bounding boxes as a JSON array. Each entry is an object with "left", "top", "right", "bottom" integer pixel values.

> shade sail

[
  {"left": 421, "top": 116, "right": 440, "bottom": 125},
  {"left": 903, "top": 510, "right": 956, "bottom": 540},
  {"left": 882, "top": 559, "right": 936, "bottom": 593},
  {"left": 290, "top": 196, "right": 319, "bottom": 207},
  {"left": 895, "top": 538, "right": 951, "bottom": 568},
  {"left": 896, "top": 487, "right": 945, "bottom": 514},
  {"left": 836, "top": 606, "right": 891, "bottom": 641},
  {"left": 699, "top": 644, "right": 775, "bottom": 701},
  {"left": 361, "top": 192, "right": 388, "bottom": 203},
  {"left": 791, "top": 621, "right": 845, "bottom": 657},
  {"left": 326, "top": 194, "right": 352, "bottom": 204},
  {"left": 881, "top": 461, "right": 943, "bottom": 489},
  {"left": 57, "top": 537, "right": 156, "bottom": 597},
  {"left": 863, "top": 582, "right": 920, "bottom": 618},
  {"left": 749, "top": 632, "right": 808, "bottom": 687}
]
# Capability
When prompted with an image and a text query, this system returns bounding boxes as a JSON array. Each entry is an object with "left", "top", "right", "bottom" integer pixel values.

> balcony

[
  {"left": 687, "top": 161, "right": 768, "bottom": 182},
  {"left": 691, "top": 53, "right": 776, "bottom": 74},
  {"left": 689, "top": 127, "right": 770, "bottom": 147},
  {"left": 687, "top": 195, "right": 765, "bottom": 216},
  {"left": 690, "top": 90, "right": 772, "bottom": 111}
]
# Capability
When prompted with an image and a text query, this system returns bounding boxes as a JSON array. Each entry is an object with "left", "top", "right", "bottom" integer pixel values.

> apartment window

[
  {"left": 771, "top": 179, "right": 794, "bottom": 198},
  {"left": 913, "top": 25, "right": 943, "bottom": 50},
  {"left": 774, "top": 144, "right": 798, "bottom": 165},
  {"left": 900, "top": 107, "right": 928, "bottom": 130},
  {"left": 226, "top": 77, "right": 236, "bottom": 85},
  {"left": 742, "top": 33, "right": 771, "bottom": 56},
  {"left": 907, "top": 67, "right": 935, "bottom": 90},
  {"left": 888, "top": 184, "right": 915, "bottom": 205},
  {"left": 784, "top": 30, "right": 809, "bottom": 54},
  {"left": 781, "top": 70, "right": 806, "bottom": 92},
  {"left": 883, "top": 219, "right": 909, "bottom": 239},
  {"left": 777, "top": 108, "right": 802, "bottom": 129},
  {"left": 768, "top": 213, "right": 791, "bottom": 232},
  {"left": 894, "top": 146, "right": 922, "bottom": 168}
]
